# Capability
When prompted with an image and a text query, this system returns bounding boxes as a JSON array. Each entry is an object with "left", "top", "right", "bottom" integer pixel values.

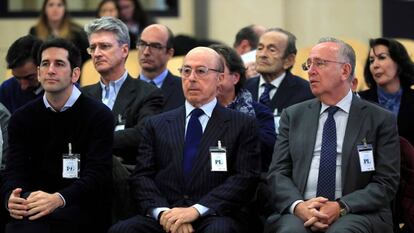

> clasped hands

[
  {"left": 159, "top": 207, "right": 200, "bottom": 233},
  {"left": 294, "top": 197, "right": 341, "bottom": 232},
  {"left": 7, "top": 188, "right": 64, "bottom": 220}
]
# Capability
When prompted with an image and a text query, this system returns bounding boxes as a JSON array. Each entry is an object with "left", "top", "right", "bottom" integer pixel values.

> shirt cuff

[
  {"left": 152, "top": 207, "right": 170, "bottom": 220},
  {"left": 192, "top": 204, "right": 209, "bottom": 216},
  {"left": 56, "top": 193, "right": 66, "bottom": 208},
  {"left": 289, "top": 200, "right": 304, "bottom": 214}
]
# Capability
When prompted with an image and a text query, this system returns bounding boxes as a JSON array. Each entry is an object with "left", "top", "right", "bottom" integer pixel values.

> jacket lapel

[
  {"left": 297, "top": 100, "right": 321, "bottom": 193},
  {"left": 187, "top": 104, "right": 227, "bottom": 184},
  {"left": 161, "top": 72, "right": 175, "bottom": 100},
  {"left": 112, "top": 75, "right": 135, "bottom": 116},
  {"left": 341, "top": 96, "right": 366, "bottom": 187}
]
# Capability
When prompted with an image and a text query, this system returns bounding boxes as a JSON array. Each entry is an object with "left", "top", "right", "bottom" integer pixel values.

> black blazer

[
  {"left": 359, "top": 88, "right": 414, "bottom": 146},
  {"left": 82, "top": 75, "right": 164, "bottom": 163},
  {"left": 139, "top": 71, "right": 185, "bottom": 112},
  {"left": 131, "top": 104, "right": 261, "bottom": 218},
  {"left": 244, "top": 71, "right": 314, "bottom": 113}
]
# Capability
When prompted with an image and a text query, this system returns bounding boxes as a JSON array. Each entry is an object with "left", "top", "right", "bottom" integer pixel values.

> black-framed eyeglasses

[
  {"left": 178, "top": 66, "right": 222, "bottom": 79},
  {"left": 302, "top": 58, "right": 347, "bottom": 71},
  {"left": 136, "top": 40, "right": 167, "bottom": 52}
]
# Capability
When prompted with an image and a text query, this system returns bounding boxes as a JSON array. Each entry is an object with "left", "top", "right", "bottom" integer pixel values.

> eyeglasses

[
  {"left": 302, "top": 58, "right": 347, "bottom": 71},
  {"left": 87, "top": 42, "right": 115, "bottom": 54},
  {"left": 178, "top": 66, "right": 222, "bottom": 79},
  {"left": 136, "top": 40, "right": 167, "bottom": 52}
]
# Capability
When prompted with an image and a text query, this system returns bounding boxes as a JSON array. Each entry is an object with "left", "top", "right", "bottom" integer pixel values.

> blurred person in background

[
  {"left": 359, "top": 37, "right": 414, "bottom": 146},
  {"left": 96, "top": 0, "right": 120, "bottom": 18},
  {"left": 117, "top": 0, "right": 155, "bottom": 48},
  {"left": 29, "top": 0, "right": 90, "bottom": 65}
]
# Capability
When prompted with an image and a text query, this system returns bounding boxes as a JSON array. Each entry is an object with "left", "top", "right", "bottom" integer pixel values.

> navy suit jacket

[
  {"left": 359, "top": 87, "right": 414, "bottom": 146},
  {"left": 244, "top": 71, "right": 314, "bottom": 113},
  {"left": 139, "top": 71, "right": 185, "bottom": 112},
  {"left": 82, "top": 75, "right": 164, "bottom": 164},
  {"left": 131, "top": 103, "right": 261, "bottom": 217}
]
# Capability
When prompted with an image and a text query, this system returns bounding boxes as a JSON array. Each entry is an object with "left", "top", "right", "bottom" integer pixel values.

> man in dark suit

[
  {"left": 82, "top": 17, "right": 164, "bottom": 165},
  {"left": 244, "top": 28, "right": 313, "bottom": 116},
  {"left": 265, "top": 38, "right": 400, "bottom": 232},
  {"left": 137, "top": 24, "right": 185, "bottom": 111},
  {"left": 109, "top": 47, "right": 261, "bottom": 233}
]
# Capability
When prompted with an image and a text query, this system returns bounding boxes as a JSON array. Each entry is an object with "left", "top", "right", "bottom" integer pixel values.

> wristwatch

[{"left": 337, "top": 200, "right": 348, "bottom": 217}]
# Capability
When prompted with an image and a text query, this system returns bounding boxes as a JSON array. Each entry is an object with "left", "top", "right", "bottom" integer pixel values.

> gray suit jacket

[{"left": 266, "top": 95, "right": 400, "bottom": 228}]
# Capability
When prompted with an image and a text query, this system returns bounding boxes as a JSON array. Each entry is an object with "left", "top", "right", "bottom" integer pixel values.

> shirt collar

[
  {"left": 259, "top": 72, "right": 286, "bottom": 88},
  {"left": 140, "top": 69, "right": 169, "bottom": 88},
  {"left": 320, "top": 89, "right": 353, "bottom": 114},
  {"left": 99, "top": 70, "right": 128, "bottom": 91},
  {"left": 43, "top": 85, "right": 81, "bottom": 112},
  {"left": 185, "top": 98, "right": 217, "bottom": 119}
]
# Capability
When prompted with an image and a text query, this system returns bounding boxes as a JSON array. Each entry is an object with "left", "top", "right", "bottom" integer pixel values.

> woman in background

[
  {"left": 96, "top": 0, "right": 120, "bottom": 18},
  {"left": 359, "top": 37, "right": 414, "bottom": 146},
  {"left": 29, "top": 0, "right": 89, "bottom": 65},
  {"left": 117, "top": 0, "right": 154, "bottom": 48}
]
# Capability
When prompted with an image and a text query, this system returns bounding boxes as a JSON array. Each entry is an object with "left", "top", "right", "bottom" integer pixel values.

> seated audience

[
  {"left": 96, "top": 0, "right": 120, "bottom": 18},
  {"left": 1, "top": 38, "right": 114, "bottom": 233},
  {"left": 109, "top": 47, "right": 261, "bottom": 233},
  {"left": 0, "top": 35, "right": 44, "bottom": 113},
  {"left": 359, "top": 37, "right": 414, "bottom": 146}
]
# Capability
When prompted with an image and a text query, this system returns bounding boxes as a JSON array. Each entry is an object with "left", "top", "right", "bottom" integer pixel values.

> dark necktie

[
  {"left": 259, "top": 83, "right": 275, "bottom": 106},
  {"left": 149, "top": 80, "right": 157, "bottom": 87},
  {"left": 316, "top": 106, "right": 339, "bottom": 200},
  {"left": 183, "top": 108, "right": 204, "bottom": 179}
]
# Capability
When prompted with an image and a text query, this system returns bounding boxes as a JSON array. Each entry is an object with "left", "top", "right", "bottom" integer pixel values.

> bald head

[{"left": 181, "top": 47, "right": 224, "bottom": 107}]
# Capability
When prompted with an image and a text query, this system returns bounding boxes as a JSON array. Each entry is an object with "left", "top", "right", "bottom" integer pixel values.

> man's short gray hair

[
  {"left": 318, "top": 37, "right": 356, "bottom": 80},
  {"left": 84, "top": 16, "right": 130, "bottom": 48}
]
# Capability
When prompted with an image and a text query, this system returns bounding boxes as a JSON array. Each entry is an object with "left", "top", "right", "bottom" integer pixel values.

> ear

[
  {"left": 121, "top": 44, "right": 129, "bottom": 59},
  {"left": 283, "top": 54, "right": 296, "bottom": 70},
  {"left": 341, "top": 63, "right": 352, "bottom": 81},
  {"left": 167, "top": 47, "right": 175, "bottom": 58},
  {"left": 238, "top": 40, "right": 252, "bottom": 54},
  {"left": 37, "top": 66, "right": 41, "bottom": 81},
  {"left": 232, "top": 72, "right": 241, "bottom": 85},
  {"left": 71, "top": 67, "right": 81, "bottom": 83}
]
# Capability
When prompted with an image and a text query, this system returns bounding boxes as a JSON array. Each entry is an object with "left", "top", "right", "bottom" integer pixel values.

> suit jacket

[
  {"left": 266, "top": 96, "right": 400, "bottom": 229},
  {"left": 131, "top": 104, "right": 261, "bottom": 217},
  {"left": 244, "top": 71, "right": 314, "bottom": 113},
  {"left": 139, "top": 71, "right": 185, "bottom": 111},
  {"left": 82, "top": 75, "right": 164, "bottom": 164},
  {"left": 359, "top": 87, "right": 414, "bottom": 146}
]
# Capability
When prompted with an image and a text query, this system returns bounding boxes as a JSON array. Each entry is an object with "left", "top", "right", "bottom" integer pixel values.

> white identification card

[
  {"left": 62, "top": 146, "right": 80, "bottom": 179},
  {"left": 210, "top": 141, "right": 227, "bottom": 172},
  {"left": 357, "top": 143, "right": 375, "bottom": 172},
  {"left": 115, "top": 124, "right": 125, "bottom": 131}
]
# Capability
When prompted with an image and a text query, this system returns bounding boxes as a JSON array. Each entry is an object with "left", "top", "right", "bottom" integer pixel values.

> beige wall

[{"left": 0, "top": 0, "right": 380, "bottom": 80}]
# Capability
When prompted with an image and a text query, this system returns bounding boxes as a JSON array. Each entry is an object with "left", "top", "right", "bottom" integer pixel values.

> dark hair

[
  {"left": 96, "top": 0, "right": 120, "bottom": 18},
  {"left": 210, "top": 44, "right": 246, "bottom": 95},
  {"left": 38, "top": 38, "right": 81, "bottom": 70},
  {"left": 363, "top": 37, "right": 414, "bottom": 90},
  {"left": 6, "top": 35, "right": 43, "bottom": 69},
  {"left": 233, "top": 25, "right": 259, "bottom": 49},
  {"left": 119, "top": 0, "right": 152, "bottom": 31}
]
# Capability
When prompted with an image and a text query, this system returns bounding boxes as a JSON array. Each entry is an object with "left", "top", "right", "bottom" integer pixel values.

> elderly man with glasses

[
  {"left": 265, "top": 37, "right": 400, "bottom": 233},
  {"left": 109, "top": 46, "right": 261, "bottom": 233},
  {"left": 137, "top": 24, "right": 185, "bottom": 111}
]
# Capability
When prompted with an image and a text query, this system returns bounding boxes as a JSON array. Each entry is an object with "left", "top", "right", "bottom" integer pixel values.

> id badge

[
  {"left": 210, "top": 141, "right": 227, "bottom": 172},
  {"left": 115, "top": 114, "right": 126, "bottom": 131},
  {"left": 357, "top": 140, "right": 375, "bottom": 172},
  {"left": 62, "top": 143, "right": 80, "bottom": 179}
]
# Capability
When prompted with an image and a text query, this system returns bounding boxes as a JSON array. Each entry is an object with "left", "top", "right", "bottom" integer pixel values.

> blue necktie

[
  {"left": 183, "top": 108, "right": 204, "bottom": 179},
  {"left": 316, "top": 106, "right": 339, "bottom": 200},
  {"left": 149, "top": 80, "right": 157, "bottom": 87},
  {"left": 259, "top": 83, "right": 275, "bottom": 106}
]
